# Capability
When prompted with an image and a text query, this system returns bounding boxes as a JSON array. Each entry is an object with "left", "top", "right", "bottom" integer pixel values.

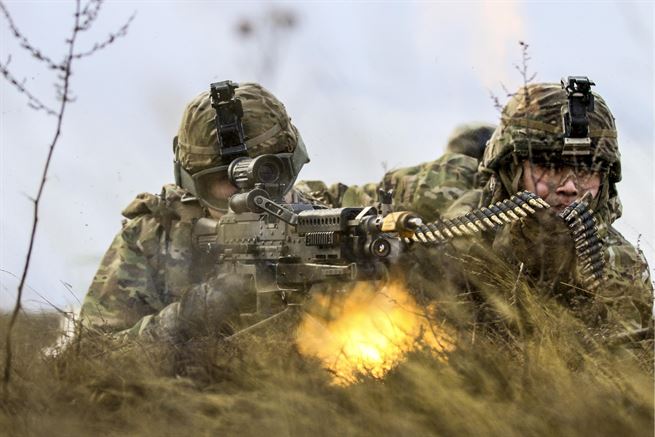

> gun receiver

[{"left": 193, "top": 186, "right": 548, "bottom": 324}]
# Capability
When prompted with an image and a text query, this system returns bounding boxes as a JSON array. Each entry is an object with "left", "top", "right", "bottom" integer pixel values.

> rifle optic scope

[{"left": 228, "top": 154, "right": 294, "bottom": 190}]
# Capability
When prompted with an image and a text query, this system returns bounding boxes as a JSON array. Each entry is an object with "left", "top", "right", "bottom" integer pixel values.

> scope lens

[{"left": 257, "top": 161, "right": 281, "bottom": 184}]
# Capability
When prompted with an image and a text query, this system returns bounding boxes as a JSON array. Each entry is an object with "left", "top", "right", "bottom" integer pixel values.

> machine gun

[{"left": 191, "top": 154, "right": 550, "bottom": 331}]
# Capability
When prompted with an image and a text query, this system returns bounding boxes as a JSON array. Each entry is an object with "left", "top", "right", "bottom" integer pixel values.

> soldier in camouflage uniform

[
  {"left": 442, "top": 80, "right": 652, "bottom": 335},
  {"left": 295, "top": 123, "right": 495, "bottom": 223},
  {"left": 80, "top": 82, "right": 310, "bottom": 338},
  {"left": 371, "top": 123, "right": 495, "bottom": 221}
]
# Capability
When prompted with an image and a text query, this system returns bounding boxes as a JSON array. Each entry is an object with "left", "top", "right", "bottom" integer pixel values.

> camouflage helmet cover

[
  {"left": 445, "top": 122, "right": 496, "bottom": 160},
  {"left": 175, "top": 82, "right": 307, "bottom": 174},
  {"left": 482, "top": 83, "right": 621, "bottom": 183}
]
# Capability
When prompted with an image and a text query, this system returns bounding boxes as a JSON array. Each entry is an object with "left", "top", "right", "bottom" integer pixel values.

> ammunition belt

[
  {"left": 558, "top": 200, "right": 605, "bottom": 291},
  {"left": 410, "top": 190, "right": 550, "bottom": 243}
]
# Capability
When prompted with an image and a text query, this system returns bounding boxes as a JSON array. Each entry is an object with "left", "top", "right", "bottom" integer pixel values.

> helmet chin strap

[
  {"left": 511, "top": 163, "right": 524, "bottom": 193},
  {"left": 495, "top": 162, "right": 522, "bottom": 203}
]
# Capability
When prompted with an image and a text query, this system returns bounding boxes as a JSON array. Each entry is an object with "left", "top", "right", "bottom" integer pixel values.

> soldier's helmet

[
  {"left": 174, "top": 82, "right": 309, "bottom": 211},
  {"left": 445, "top": 123, "right": 496, "bottom": 161},
  {"left": 480, "top": 78, "right": 622, "bottom": 221}
]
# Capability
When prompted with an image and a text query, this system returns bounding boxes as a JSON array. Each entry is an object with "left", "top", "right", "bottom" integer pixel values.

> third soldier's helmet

[
  {"left": 445, "top": 122, "right": 496, "bottom": 161},
  {"left": 480, "top": 78, "right": 623, "bottom": 221},
  {"left": 173, "top": 81, "right": 309, "bottom": 211}
]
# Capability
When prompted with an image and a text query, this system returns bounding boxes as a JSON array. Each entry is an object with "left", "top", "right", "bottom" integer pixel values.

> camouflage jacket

[
  {"left": 295, "top": 152, "right": 479, "bottom": 222},
  {"left": 80, "top": 184, "right": 210, "bottom": 333},
  {"left": 80, "top": 184, "right": 323, "bottom": 335},
  {"left": 376, "top": 152, "right": 479, "bottom": 221}
]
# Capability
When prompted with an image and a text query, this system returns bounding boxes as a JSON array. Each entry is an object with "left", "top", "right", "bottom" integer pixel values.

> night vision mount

[
  {"left": 210, "top": 80, "right": 248, "bottom": 160},
  {"left": 561, "top": 76, "right": 595, "bottom": 156}
]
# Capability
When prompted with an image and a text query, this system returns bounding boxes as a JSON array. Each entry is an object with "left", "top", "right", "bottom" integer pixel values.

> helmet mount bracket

[
  {"left": 561, "top": 76, "right": 595, "bottom": 157},
  {"left": 209, "top": 80, "right": 248, "bottom": 160}
]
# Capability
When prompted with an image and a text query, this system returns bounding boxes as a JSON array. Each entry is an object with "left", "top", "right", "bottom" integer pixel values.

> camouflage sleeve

[
  {"left": 408, "top": 153, "right": 479, "bottom": 222},
  {"left": 442, "top": 189, "right": 483, "bottom": 219},
  {"left": 80, "top": 214, "right": 168, "bottom": 333},
  {"left": 595, "top": 228, "right": 653, "bottom": 331}
]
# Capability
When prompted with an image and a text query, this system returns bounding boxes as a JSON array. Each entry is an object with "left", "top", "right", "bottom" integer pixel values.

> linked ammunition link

[
  {"left": 411, "top": 191, "right": 549, "bottom": 244},
  {"left": 558, "top": 200, "right": 605, "bottom": 291}
]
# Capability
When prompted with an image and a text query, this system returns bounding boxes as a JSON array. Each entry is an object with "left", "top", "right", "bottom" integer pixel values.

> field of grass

[{"left": 1, "top": 268, "right": 652, "bottom": 437}]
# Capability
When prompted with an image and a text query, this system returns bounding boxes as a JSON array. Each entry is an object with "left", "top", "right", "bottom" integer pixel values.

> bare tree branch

[
  {"left": 2, "top": 0, "right": 131, "bottom": 394},
  {"left": 73, "top": 12, "right": 135, "bottom": 59},
  {"left": 79, "top": 0, "right": 102, "bottom": 31},
  {"left": 0, "top": 57, "right": 57, "bottom": 115},
  {"left": 488, "top": 90, "right": 504, "bottom": 114},
  {"left": 0, "top": 2, "right": 62, "bottom": 71}
]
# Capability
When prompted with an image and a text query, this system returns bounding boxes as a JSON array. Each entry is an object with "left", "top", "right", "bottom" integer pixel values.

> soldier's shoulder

[
  {"left": 384, "top": 163, "right": 425, "bottom": 181},
  {"left": 605, "top": 226, "right": 650, "bottom": 267},
  {"left": 118, "top": 184, "right": 203, "bottom": 248},
  {"left": 442, "top": 189, "right": 484, "bottom": 219},
  {"left": 423, "top": 152, "right": 479, "bottom": 173},
  {"left": 121, "top": 184, "right": 203, "bottom": 221}
]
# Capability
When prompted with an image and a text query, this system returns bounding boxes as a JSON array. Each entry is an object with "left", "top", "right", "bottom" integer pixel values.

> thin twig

[
  {"left": 78, "top": 0, "right": 102, "bottom": 31},
  {"left": 0, "top": 2, "right": 61, "bottom": 70},
  {"left": 0, "top": 57, "right": 57, "bottom": 116},
  {"left": 0, "top": 269, "right": 68, "bottom": 315},
  {"left": 1, "top": 0, "right": 132, "bottom": 393},
  {"left": 73, "top": 12, "right": 135, "bottom": 59},
  {"left": 2, "top": 0, "right": 82, "bottom": 392}
]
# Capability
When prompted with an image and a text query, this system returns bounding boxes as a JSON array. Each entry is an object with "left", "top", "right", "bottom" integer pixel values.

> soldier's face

[
  {"left": 206, "top": 177, "right": 238, "bottom": 200},
  {"left": 521, "top": 161, "right": 601, "bottom": 212},
  {"left": 198, "top": 172, "right": 239, "bottom": 218}
]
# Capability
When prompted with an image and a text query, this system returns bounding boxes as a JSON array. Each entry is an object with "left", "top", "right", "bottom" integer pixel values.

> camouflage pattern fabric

[
  {"left": 176, "top": 83, "right": 304, "bottom": 174},
  {"left": 297, "top": 153, "right": 480, "bottom": 222},
  {"left": 80, "top": 184, "right": 321, "bottom": 337},
  {"left": 336, "top": 152, "right": 479, "bottom": 222},
  {"left": 438, "top": 189, "right": 652, "bottom": 335},
  {"left": 80, "top": 184, "right": 210, "bottom": 333},
  {"left": 482, "top": 83, "right": 620, "bottom": 182},
  {"left": 440, "top": 79, "right": 652, "bottom": 335},
  {"left": 295, "top": 124, "right": 493, "bottom": 219}
]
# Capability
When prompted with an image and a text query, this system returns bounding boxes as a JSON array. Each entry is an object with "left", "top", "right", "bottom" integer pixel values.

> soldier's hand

[
  {"left": 177, "top": 275, "right": 244, "bottom": 340},
  {"left": 492, "top": 207, "right": 576, "bottom": 281}
]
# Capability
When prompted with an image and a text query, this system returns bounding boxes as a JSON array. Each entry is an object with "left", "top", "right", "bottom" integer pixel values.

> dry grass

[{"left": 1, "top": 265, "right": 652, "bottom": 437}]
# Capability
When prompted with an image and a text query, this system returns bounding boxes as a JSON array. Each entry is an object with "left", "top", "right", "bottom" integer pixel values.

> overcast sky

[{"left": 1, "top": 1, "right": 653, "bottom": 311}]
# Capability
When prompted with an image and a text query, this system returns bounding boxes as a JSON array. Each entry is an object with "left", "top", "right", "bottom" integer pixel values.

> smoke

[{"left": 415, "top": 2, "right": 526, "bottom": 89}]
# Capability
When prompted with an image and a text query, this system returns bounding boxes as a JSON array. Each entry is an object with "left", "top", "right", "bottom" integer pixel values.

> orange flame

[{"left": 296, "top": 280, "right": 455, "bottom": 385}]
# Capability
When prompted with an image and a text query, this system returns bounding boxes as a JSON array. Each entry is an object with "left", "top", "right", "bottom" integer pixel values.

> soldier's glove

[
  {"left": 492, "top": 206, "right": 576, "bottom": 282},
  {"left": 558, "top": 197, "right": 605, "bottom": 291},
  {"left": 131, "top": 275, "right": 244, "bottom": 342},
  {"left": 176, "top": 274, "right": 245, "bottom": 341}
]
